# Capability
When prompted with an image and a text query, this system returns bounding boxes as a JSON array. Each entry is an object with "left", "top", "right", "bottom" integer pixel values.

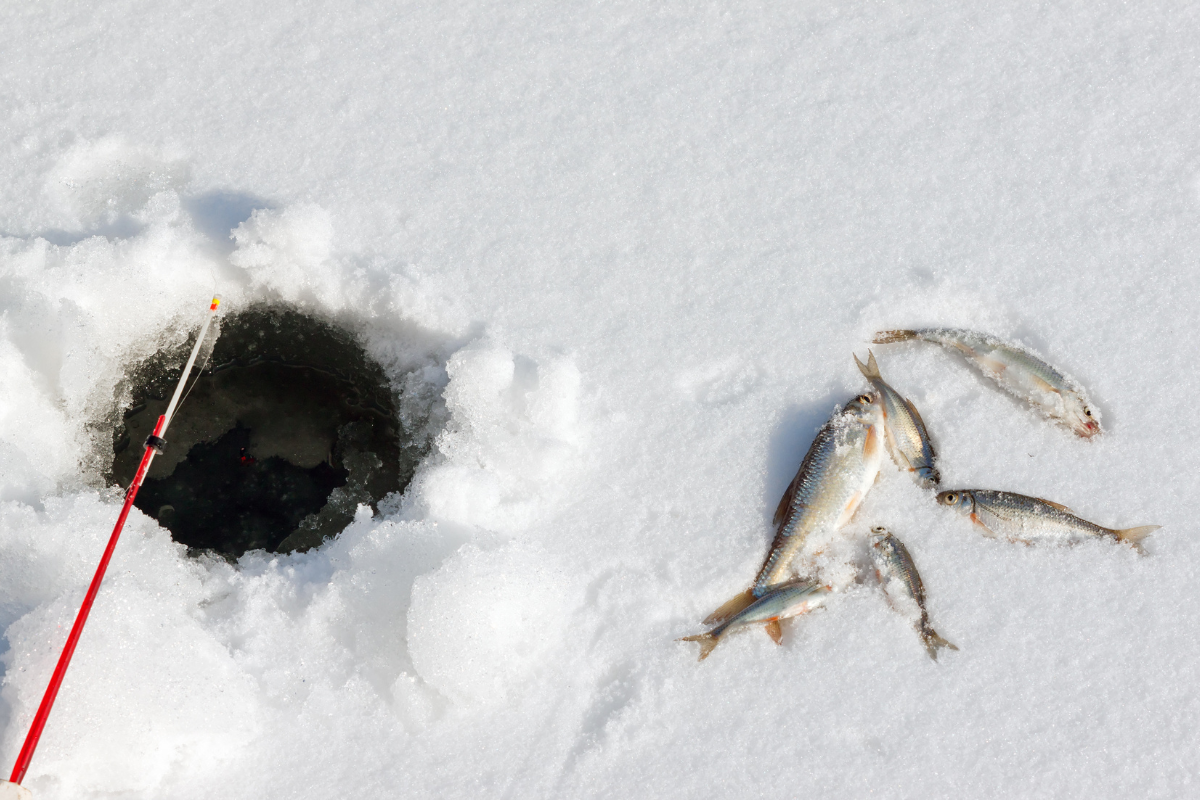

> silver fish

[
  {"left": 872, "top": 328, "right": 1101, "bottom": 438},
  {"left": 704, "top": 393, "right": 884, "bottom": 626},
  {"left": 936, "top": 490, "right": 1158, "bottom": 551},
  {"left": 868, "top": 526, "right": 957, "bottom": 660},
  {"left": 681, "top": 580, "right": 831, "bottom": 661},
  {"left": 855, "top": 350, "right": 939, "bottom": 488}
]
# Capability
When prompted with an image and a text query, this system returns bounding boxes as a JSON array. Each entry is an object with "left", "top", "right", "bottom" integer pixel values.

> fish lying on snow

[
  {"left": 872, "top": 328, "right": 1101, "bottom": 438},
  {"left": 868, "top": 526, "right": 957, "bottom": 660},
  {"left": 936, "top": 490, "right": 1158, "bottom": 551},
  {"left": 681, "top": 580, "right": 832, "bottom": 661},
  {"left": 855, "top": 350, "right": 939, "bottom": 489},
  {"left": 704, "top": 393, "right": 884, "bottom": 626}
]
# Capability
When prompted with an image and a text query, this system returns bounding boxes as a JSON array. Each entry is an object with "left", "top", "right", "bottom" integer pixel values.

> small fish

[
  {"left": 854, "top": 350, "right": 939, "bottom": 488},
  {"left": 681, "top": 580, "right": 831, "bottom": 661},
  {"left": 872, "top": 328, "right": 1101, "bottom": 438},
  {"left": 936, "top": 490, "right": 1158, "bottom": 551},
  {"left": 704, "top": 393, "right": 884, "bottom": 626},
  {"left": 868, "top": 526, "right": 957, "bottom": 660}
]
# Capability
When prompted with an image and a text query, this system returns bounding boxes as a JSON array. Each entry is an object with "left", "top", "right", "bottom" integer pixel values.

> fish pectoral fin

[
  {"left": 1029, "top": 373, "right": 1059, "bottom": 394},
  {"left": 703, "top": 589, "right": 756, "bottom": 626},
  {"left": 833, "top": 491, "right": 864, "bottom": 528},
  {"left": 764, "top": 619, "right": 783, "bottom": 645},
  {"left": 884, "top": 426, "right": 911, "bottom": 469},
  {"left": 1032, "top": 497, "right": 1074, "bottom": 513},
  {"left": 968, "top": 512, "right": 997, "bottom": 537},
  {"left": 863, "top": 424, "right": 881, "bottom": 462},
  {"left": 976, "top": 354, "right": 1009, "bottom": 378}
]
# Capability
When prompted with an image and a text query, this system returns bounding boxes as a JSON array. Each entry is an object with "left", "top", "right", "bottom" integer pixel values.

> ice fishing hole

[{"left": 111, "top": 305, "right": 422, "bottom": 558}]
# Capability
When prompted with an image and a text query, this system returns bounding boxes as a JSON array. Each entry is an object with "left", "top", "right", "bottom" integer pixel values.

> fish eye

[
  {"left": 1084, "top": 409, "right": 1092, "bottom": 417},
  {"left": 942, "top": 492, "right": 957, "bottom": 504},
  {"left": 870, "top": 526, "right": 886, "bottom": 533},
  {"left": 855, "top": 394, "right": 872, "bottom": 404}
]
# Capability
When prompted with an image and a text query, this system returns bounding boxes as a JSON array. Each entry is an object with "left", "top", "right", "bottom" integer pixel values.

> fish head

[
  {"left": 936, "top": 490, "right": 975, "bottom": 517},
  {"left": 867, "top": 525, "right": 891, "bottom": 548},
  {"left": 843, "top": 391, "right": 883, "bottom": 426},
  {"left": 914, "top": 464, "right": 941, "bottom": 489},
  {"left": 867, "top": 525, "right": 900, "bottom": 561},
  {"left": 1062, "top": 395, "right": 1102, "bottom": 438}
]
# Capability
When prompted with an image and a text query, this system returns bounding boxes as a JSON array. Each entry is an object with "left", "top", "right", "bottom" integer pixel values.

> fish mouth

[{"left": 1077, "top": 420, "right": 1101, "bottom": 438}]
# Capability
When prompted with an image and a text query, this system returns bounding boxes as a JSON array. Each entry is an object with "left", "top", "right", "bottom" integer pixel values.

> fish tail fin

[
  {"left": 703, "top": 588, "right": 756, "bottom": 626},
  {"left": 678, "top": 632, "right": 720, "bottom": 661},
  {"left": 854, "top": 350, "right": 882, "bottom": 380},
  {"left": 921, "top": 627, "right": 958, "bottom": 661},
  {"left": 1115, "top": 525, "right": 1159, "bottom": 552},
  {"left": 872, "top": 329, "right": 918, "bottom": 345}
]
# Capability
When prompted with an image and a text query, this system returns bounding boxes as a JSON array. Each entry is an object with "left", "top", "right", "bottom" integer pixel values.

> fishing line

[{"left": 3, "top": 295, "right": 223, "bottom": 797}]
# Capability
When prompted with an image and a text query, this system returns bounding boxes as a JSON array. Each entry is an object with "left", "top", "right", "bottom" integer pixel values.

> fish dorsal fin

[
  {"left": 703, "top": 589, "right": 756, "bottom": 626},
  {"left": 903, "top": 396, "right": 929, "bottom": 432},
  {"left": 773, "top": 473, "right": 800, "bottom": 527},
  {"left": 764, "top": 620, "right": 783, "bottom": 645},
  {"left": 1033, "top": 497, "right": 1073, "bottom": 513}
]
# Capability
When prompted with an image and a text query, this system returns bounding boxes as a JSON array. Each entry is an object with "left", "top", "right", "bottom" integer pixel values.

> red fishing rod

[{"left": 1, "top": 297, "right": 222, "bottom": 800}]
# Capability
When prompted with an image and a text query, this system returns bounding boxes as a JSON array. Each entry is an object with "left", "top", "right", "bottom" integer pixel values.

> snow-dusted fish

[
  {"left": 936, "top": 490, "right": 1157, "bottom": 551},
  {"left": 704, "top": 393, "right": 884, "bottom": 626},
  {"left": 854, "top": 350, "right": 939, "bottom": 489},
  {"left": 872, "top": 328, "right": 1101, "bottom": 438},
  {"left": 681, "top": 580, "right": 831, "bottom": 661},
  {"left": 868, "top": 526, "right": 957, "bottom": 660}
]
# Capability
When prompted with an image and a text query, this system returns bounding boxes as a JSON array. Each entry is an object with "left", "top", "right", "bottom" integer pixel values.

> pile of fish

[{"left": 680, "top": 327, "right": 1158, "bottom": 662}]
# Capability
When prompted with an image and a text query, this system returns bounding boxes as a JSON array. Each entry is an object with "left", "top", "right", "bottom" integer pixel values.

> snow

[{"left": 1, "top": 1, "right": 1198, "bottom": 797}]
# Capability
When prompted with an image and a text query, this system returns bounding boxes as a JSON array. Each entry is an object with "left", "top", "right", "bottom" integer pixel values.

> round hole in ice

[{"left": 111, "top": 305, "right": 416, "bottom": 558}]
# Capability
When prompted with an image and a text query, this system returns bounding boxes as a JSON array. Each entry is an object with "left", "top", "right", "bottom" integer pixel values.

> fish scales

[
  {"left": 937, "top": 489, "right": 1158, "bottom": 550},
  {"left": 680, "top": 580, "right": 831, "bottom": 661},
  {"left": 872, "top": 327, "right": 1101, "bottom": 438},
  {"left": 855, "top": 351, "right": 938, "bottom": 488},
  {"left": 869, "top": 526, "right": 956, "bottom": 660},
  {"left": 754, "top": 396, "right": 883, "bottom": 595},
  {"left": 702, "top": 394, "right": 883, "bottom": 627}
]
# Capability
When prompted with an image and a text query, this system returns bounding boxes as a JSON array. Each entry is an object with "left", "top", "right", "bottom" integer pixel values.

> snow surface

[{"left": 1, "top": 2, "right": 1198, "bottom": 797}]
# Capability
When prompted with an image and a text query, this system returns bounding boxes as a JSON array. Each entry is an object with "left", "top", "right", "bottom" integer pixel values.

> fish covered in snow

[
  {"left": 868, "top": 526, "right": 957, "bottom": 660},
  {"left": 855, "top": 350, "right": 939, "bottom": 489},
  {"left": 704, "top": 393, "right": 884, "bottom": 626},
  {"left": 936, "top": 490, "right": 1158, "bottom": 551},
  {"left": 871, "top": 328, "right": 1101, "bottom": 438},
  {"left": 681, "top": 580, "right": 832, "bottom": 661}
]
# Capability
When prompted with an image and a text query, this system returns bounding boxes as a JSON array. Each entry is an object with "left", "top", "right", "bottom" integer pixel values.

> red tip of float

[{"left": 210, "top": 296, "right": 221, "bottom": 311}]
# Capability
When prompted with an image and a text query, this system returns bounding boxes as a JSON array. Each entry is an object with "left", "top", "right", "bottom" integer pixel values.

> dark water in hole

[
  {"left": 113, "top": 305, "right": 419, "bottom": 558},
  {"left": 136, "top": 425, "right": 349, "bottom": 553}
]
